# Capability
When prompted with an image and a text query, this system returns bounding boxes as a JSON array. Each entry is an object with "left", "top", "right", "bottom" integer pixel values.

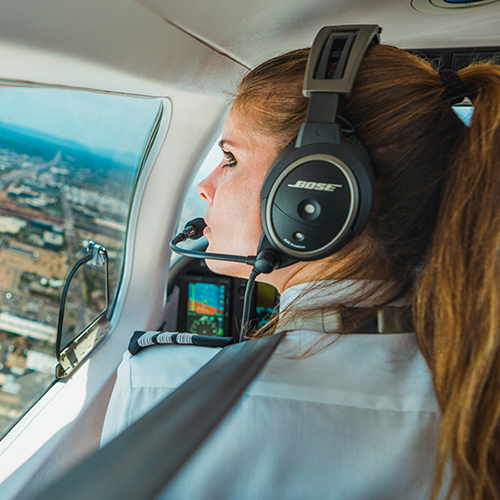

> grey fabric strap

[{"left": 19, "top": 333, "right": 285, "bottom": 500}]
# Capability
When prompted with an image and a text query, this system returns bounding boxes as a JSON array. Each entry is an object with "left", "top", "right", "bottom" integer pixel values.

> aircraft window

[{"left": 0, "top": 84, "right": 162, "bottom": 438}]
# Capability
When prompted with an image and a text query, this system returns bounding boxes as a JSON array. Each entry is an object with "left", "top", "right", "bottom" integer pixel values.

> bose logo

[{"left": 287, "top": 180, "right": 342, "bottom": 192}]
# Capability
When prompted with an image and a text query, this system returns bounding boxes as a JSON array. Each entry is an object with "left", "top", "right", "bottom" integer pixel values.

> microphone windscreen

[{"left": 184, "top": 218, "right": 207, "bottom": 240}]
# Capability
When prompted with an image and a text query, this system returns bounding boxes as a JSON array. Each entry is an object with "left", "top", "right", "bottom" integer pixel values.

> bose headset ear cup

[{"left": 260, "top": 136, "right": 375, "bottom": 262}]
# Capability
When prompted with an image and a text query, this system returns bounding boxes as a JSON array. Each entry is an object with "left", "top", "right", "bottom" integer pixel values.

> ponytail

[{"left": 415, "top": 63, "right": 500, "bottom": 500}]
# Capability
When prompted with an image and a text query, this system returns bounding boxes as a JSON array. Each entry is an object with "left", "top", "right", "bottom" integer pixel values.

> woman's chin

[{"left": 204, "top": 257, "right": 253, "bottom": 280}]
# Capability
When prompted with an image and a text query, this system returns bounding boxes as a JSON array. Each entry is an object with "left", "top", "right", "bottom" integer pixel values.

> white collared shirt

[{"left": 101, "top": 281, "right": 446, "bottom": 499}]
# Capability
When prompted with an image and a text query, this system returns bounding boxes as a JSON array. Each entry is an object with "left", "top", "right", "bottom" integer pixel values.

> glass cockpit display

[{"left": 186, "top": 280, "right": 226, "bottom": 336}]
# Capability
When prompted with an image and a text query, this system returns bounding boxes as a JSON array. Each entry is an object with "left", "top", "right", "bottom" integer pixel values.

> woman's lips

[{"left": 203, "top": 225, "right": 211, "bottom": 235}]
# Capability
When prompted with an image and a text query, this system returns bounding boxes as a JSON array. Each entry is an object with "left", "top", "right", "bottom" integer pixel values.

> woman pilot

[{"left": 102, "top": 35, "right": 500, "bottom": 500}]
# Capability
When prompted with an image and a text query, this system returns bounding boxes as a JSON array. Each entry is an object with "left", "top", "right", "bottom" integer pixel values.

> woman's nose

[{"left": 197, "top": 169, "right": 217, "bottom": 205}]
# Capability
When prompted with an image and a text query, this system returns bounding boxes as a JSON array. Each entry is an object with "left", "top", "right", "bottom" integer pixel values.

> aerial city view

[{"left": 0, "top": 88, "right": 156, "bottom": 436}]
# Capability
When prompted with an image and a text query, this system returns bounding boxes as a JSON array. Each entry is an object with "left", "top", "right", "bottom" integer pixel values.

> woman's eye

[{"left": 222, "top": 150, "right": 237, "bottom": 168}]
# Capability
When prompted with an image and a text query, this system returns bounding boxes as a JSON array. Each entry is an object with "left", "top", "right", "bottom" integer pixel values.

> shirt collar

[
  {"left": 279, "top": 280, "right": 394, "bottom": 311},
  {"left": 276, "top": 280, "right": 411, "bottom": 334}
]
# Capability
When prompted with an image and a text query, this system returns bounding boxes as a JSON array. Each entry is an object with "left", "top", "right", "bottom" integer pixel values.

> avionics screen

[{"left": 186, "top": 281, "right": 226, "bottom": 336}]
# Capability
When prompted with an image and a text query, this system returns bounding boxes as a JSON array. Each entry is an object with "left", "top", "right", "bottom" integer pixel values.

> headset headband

[{"left": 297, "top": 25, "right": 381, "bottom": 148}]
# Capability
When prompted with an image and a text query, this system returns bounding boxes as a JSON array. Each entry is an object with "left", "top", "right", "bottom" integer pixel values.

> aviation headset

[
  {"left": 171, "top": 25, "right": 382, "bottom": 274},
  {"left": 256, "top": 25, "right": 381, "bottom": 270}
]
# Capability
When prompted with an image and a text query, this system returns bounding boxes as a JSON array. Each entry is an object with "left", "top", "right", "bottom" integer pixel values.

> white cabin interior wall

[
  {"left": 0, "top": 0, "right": 244, "bottom": 94},
  {"left": 142, "top": 0, "right": 500, "bottom": 60}
]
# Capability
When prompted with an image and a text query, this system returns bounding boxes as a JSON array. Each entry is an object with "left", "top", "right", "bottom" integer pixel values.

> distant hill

[{"left": 0, "top": 122, "right": 139, "bottom": 169}]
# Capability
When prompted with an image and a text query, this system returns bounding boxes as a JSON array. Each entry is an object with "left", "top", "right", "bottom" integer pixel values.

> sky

[{"left": 0, "top": 85, "right": 162, "bottom": 157}]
